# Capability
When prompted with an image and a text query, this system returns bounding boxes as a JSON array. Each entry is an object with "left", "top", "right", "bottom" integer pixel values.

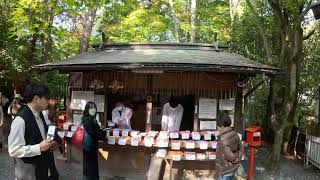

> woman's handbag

[{"left": 71, "top": 126, "right": 85, "bottom": 149}]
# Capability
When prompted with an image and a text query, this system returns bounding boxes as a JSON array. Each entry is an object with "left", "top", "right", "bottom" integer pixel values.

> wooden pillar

[
  {"left": 234, "top": 87, "right": 243, "bottom": 134},
  {"left": 103, "top": 91, "right": 108, "bottom": 128}
]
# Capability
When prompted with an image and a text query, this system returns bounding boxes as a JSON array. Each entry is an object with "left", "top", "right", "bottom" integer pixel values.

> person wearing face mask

[
  {"left": 81, "top": 101, "right": 106, "bottom": 180},
  {"left": 8, "top": 94, "right": 25, "bottom": 120},
  {"left": 111, "top": 100, "right": 133, "bottom": 129},
  {"left": 161, "top": 97, "right": 184, "bottom": 131}
]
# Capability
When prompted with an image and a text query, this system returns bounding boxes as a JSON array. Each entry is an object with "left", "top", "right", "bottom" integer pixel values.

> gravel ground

[{"left": 1, "top": 145, "right": 319, "bottom": 180}]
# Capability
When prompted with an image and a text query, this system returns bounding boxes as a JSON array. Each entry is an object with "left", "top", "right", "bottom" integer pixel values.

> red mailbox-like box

[{"left": 246, "top": 125, "right": 261, "bottom": 147}]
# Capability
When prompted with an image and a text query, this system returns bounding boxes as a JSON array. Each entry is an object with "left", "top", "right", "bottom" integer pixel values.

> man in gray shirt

[{"left": 8, "top": 84, "right": 56, "bottom": 180}]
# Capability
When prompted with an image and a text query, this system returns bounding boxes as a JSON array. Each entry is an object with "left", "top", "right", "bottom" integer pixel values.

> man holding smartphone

[{"left": 8, "top": 84, "right": 57, "bottom": 180}]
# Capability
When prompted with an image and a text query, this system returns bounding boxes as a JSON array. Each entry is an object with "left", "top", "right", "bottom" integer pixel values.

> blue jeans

[{"left": 218, "top": 175, "right": 234, "bottom": 180}]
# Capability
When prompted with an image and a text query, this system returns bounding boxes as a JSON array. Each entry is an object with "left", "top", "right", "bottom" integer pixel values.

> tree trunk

[
  {"left": 79, "top": 7, "right": 97, "bottom": 53},
  {"left": 169, "top": 0, "right": 180, "bottom": 42},
  {"left": 190, "top": 0, "right": 196, "bottom": 43},
  {"left": 26, "top": 33, "right": 38, "bottom": 65},
  {"left": 270, "top": 125, "right": 284, "bottom": 168}
]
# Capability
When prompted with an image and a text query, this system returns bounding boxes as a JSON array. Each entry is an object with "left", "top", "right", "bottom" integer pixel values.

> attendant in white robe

[
  {"left": 161, "top": 97, "right": 184, "bottom": 131},
  {"left": 112, "top": 101, "right": 132, "bottom": 129}
]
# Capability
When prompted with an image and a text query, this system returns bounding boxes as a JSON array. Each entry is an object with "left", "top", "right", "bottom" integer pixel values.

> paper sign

[
  {"left": 212, "top": 141, "right": 218, "bottom": 149},
  {"left": 219, "top": 99, "right": 235, "bottom": 111},
  {"left": 94, "top": 95, "right": 105, "bottom": 112},
  {"left": 69, "top": 72, "right": 83, "bottom": 88},
  {"left": 185, "top": 141, "right": 195, "bottom": 149},
  {"left": 200, "top": 120, "right": 216, "bottom": 130},
  {"left": 170, "top": 132, "right": 179, "bottom": 139},
  {"left": 198, "top": 98, "right": 217, "bottom": 119},
  {"left": 70, "top": 91, "right": 94, "bottom": 110},
  {"left": 108, "top": 136, "right": 116, "bottom": 145},
  {"left": 66, "top": 132, "right": 74, "bottom": 138},
  {"left": 131, "top": 137, "right": 140, "bottom": 146}
]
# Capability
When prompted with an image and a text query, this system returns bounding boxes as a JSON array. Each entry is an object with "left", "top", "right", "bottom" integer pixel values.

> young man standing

[{"left": 8, "top": 84, "right": 57, "bottom": 180}]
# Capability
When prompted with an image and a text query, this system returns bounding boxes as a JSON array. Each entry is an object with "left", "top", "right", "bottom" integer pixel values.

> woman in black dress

[{"left": 81, "top": 102, "right": 105, "bottom": 180}]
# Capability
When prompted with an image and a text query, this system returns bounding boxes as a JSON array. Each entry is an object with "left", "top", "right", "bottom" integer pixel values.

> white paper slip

[
  {"left": 131, "top": 137, "right": 140, "bottom": 146},
  {"left": 172, "top": 154, "right": 181, "bottom": 161},
  {"left": 144, "top": 136, "right": 154, "bottom": 147},
  {"left": 208, "top": 153, "right": 216, "bottom": 160},
  {"left": 212, "top": 141, "right": 218, "bottom": 149},
  {"left": 185, "top": 141, "right": 195, "bottom": 149},
  {"left": 130, "top": 131, "right": 140, "bottom": 137},
  {"left": 181, "top": 131, "right": 190, "bottom": 139},
  {"left": 71, "top": 125, "right": 77, "bottom": 132},
  {"left": 192, "top": 132, "right": 201, "bottom": 140},
  {"left": 171, "top": 141, "right": 181, "bottom": 150},
  {"left": 204, "top": 133, "right": 211, "bottom": 140},
  {"left": 63, "top": 123, "right": 70, "bottom": 130},
  {"left": 66, "top": 132, "right": 74, "bottom": 138},
  {"left": 156, "top": 149, "right": 167, "bottom": 158},
  {"left": 197, "top": 153, "right": 206, "bottom": 160},
  {"left": 170, "top": 132, "right": 179, "bottom": 139},
  {"left": 113, "top": 129, "right": 120, "bottom": 137},
  {"left": 185, "top": 152, "right": 196, "bottom": 160},
  {"left": 157, "top": 140, "right": 169, "bottom": 148},
  {"left": 108, "top": 136, "right": 116, "bottom": 145},
  {"left": 122, "top": 129, "right": 130, "bottom": 136},
  {"left": 147, "top": 131, "right": 158, "bottom": 137},
  {"left": 198, "top": 141, "right": 208, "bottom": 150},
  {"left": 118, "top": 137, "right": 127, "bottom": 145}
]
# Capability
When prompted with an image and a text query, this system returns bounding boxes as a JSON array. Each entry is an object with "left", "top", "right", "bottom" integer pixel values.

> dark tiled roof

[{"left": 34, "top": 43, "right": 280, "bottom": 74}]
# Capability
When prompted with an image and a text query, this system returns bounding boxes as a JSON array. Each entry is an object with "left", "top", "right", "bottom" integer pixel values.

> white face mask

[
  {"left": 88, "top": 108, "right": 97, "bottom": 116},
  {"left": 117, "top": 106, "right": 123, "bottom": 111}
]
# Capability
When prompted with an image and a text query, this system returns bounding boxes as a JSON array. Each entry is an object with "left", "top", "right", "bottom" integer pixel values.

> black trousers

[{"left": 83, "top": 149, "right": 99, "bottom": 180}]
